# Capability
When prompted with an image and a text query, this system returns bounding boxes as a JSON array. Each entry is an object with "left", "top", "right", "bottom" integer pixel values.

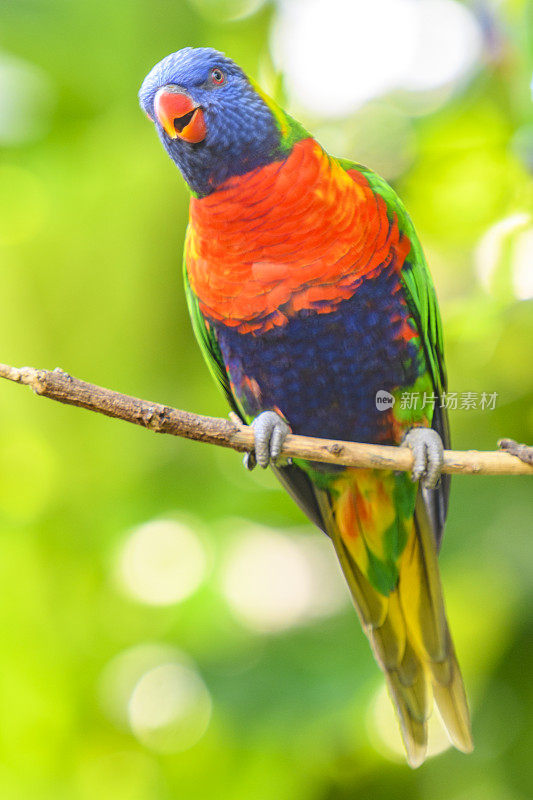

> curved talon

[
  {"left": 250, "top": 411, "right": 291, "bottom": 469},
  {"left": 243, "top": 451, "right": 257, "bottom": 471},
  {"left": 402, "top": 427, "right": 444, "bottom": 490}
]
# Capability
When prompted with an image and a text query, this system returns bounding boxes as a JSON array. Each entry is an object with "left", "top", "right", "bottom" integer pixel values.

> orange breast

[{"left": 186, "top": 138, "right": 411, "bottom": 334}]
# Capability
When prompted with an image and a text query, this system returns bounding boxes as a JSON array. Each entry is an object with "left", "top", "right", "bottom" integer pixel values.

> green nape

[{"left": 249, "top": 78, "right": 310, "bottom": 155}]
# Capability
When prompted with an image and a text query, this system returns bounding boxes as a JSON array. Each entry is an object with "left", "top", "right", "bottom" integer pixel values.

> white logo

[{"left": 375, "top": 390, "right": 395, "bottom": 411}]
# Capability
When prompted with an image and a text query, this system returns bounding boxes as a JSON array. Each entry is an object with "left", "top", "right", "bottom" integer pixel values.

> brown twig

[
  {"left": 1, "top": 362, "right": 532, "bottom": 476},
  {"left": 498, "top": 438, "right": 533, "bottom": 466}
]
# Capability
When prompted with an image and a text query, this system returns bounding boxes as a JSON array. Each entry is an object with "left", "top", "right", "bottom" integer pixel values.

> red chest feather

[{"left": 186, "top": 138, "right": 411, "bottom": 334}]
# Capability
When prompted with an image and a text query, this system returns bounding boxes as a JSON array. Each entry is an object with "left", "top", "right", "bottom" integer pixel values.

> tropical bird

[{"left": 139, "top": 47, "right": 473, "bottom": 766}]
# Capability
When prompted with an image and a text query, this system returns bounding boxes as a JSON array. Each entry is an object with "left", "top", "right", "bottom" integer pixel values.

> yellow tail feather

[
  {"left": 432, "top": 647, "right": 474, "bottom": 753},
  {"left": 385, "top": 672, "right": 428, "bottom": 768},
  {"left": 318, "top": 480, "right": 473, "bottom": 766}
]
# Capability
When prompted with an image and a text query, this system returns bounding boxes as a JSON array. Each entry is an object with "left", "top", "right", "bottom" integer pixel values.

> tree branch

[{"left": 1, "top": 362, "right": 532, "bottom": 476}]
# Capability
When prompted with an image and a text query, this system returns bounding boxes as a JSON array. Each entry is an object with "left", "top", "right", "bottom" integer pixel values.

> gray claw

[
  {"left": 402, "top": 427, "right": 444, "bottom": 489},
  {"left": 250, "top": 411, "right": 291, "bottom": 469}
]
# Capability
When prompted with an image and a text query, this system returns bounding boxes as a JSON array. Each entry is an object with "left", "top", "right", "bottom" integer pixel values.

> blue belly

[{"left": 214, "top": 266, "right": 423, "bottom": 445}]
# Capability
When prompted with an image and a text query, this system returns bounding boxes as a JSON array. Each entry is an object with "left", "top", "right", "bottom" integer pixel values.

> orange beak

[{"left": 154, "top": 87, "right": 206, "bottom": 144}]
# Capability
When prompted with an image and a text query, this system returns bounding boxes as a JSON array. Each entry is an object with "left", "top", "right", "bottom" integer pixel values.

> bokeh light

[
  {"left": 273, "top": 0, "right": 417, "bottom": 116},
  {"left": 99, "top": 644, "right": 212, "bottom": 753},
  {"left": 115, "top": 518, "right": 208, "bottom": 606},
  {"left": 272, "top": 0, "right": 482, "bottom": 116},
  {"left": 220, "top": 525, "right": 348, "bottom": 633},
  {"left": 475, "top": 213, "right": 533, "bottom": 300},
  {"left": 400, "top": 0, "right": 482, "bottom": 92},
  {"left": 512, "top": 227, "right": 533, "bottom": 301},
  {"left": 129, "top": 662, "right": 212, "bottom": 753},
  {"left": 99, "top": 643, "right": 180, "bottom": 729},
  {"left": 0, "top": 51, "right": 55, "bottom": 145}
]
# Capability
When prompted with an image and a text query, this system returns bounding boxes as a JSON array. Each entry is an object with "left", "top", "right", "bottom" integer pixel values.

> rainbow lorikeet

[{"left": 139, "top": 47, "right": 472, "bottom": 766}]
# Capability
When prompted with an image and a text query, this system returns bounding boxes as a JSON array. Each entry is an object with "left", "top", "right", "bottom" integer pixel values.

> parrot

[{"left": 139, "top": 47, "right": 473, "bottom": 767}]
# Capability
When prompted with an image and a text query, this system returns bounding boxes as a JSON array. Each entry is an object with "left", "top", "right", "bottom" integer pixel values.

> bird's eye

[{"left": 210, "top": 68, "right": 225, "bottom": 86}]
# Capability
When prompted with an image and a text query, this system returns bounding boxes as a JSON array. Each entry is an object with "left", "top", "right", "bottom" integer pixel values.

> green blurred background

[{"left": 0, "top": 0, "right": 532, "bottom": 797}]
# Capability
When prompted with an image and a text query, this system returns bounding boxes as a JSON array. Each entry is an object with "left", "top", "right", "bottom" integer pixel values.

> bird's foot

[
  {"left": 243, "top": 411, "right": 291, "bottom": 470},
  {"left": 402, "top": 427, "right": 444, "bottom": 489}
]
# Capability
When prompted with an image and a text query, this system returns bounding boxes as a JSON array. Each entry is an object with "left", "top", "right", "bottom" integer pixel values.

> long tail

[{"left": 317, "top": 477, "right": 473, "bottom": 767}]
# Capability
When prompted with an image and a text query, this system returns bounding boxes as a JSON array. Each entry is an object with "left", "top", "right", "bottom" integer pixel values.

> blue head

[{"left": 139, "top": 47, "right": 285, "bottom": 197}]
